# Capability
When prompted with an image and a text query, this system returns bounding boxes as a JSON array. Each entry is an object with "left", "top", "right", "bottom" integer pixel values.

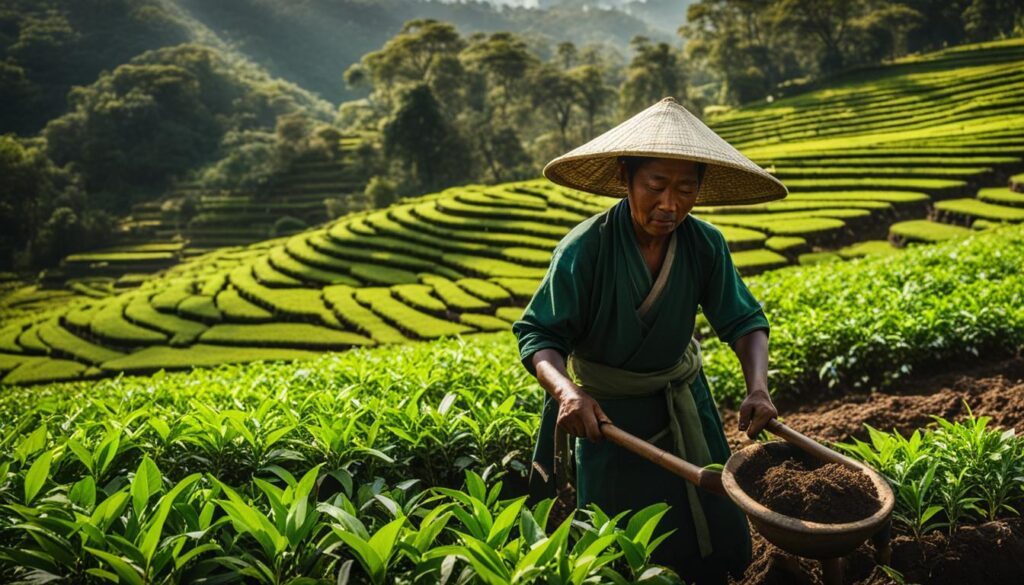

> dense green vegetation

[
  {"left": 4, "top": 2, "right": 1022, "bottom": 275},
  {"left": 2, "top": 211, "right": 1022, "bottom": 412},
  {"left": 702, "top": 223, "right": 1024, "bottom": 400},
  {"left": 684, "top": 0, "right": 1024, "bottom": 104},
  {"left": 1, "top": 7, "right": 1023, "bottom": 581},
  {"left": 0, "top": 336, "right": 685, "bottom": 583},
  {"left": 840, "top": 413, "right": 1024, "bottom": 537},
  {"left": 0, "top": 4, "right": 340, "bottom": 271},
  {"left": 3, "top": 219, "right": 1024, "bottom": 580},
  {"left": 340, "top": 6, "right": 1024, "bottom": 198}
]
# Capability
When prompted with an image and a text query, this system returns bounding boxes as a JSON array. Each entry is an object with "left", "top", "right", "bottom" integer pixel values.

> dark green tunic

[{"left": 512, "top": 197, "right": 769, "bottom": 583}]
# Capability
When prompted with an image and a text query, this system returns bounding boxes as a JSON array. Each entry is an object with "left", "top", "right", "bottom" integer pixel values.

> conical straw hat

[{"left": 543, "top": 97, "right": 788, "bottom": 205}]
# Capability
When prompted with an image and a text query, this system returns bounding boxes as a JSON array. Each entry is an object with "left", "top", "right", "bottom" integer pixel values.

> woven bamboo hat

[{"left": 543, "top": 97, "right": 788, "bottom": 205}]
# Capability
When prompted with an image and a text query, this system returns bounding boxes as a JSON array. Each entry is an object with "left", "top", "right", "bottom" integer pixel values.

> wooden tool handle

[
  {"left": 599, "top": 422, "right": 725, "bottom": 496},
  {"left": 765, "top": 419, "right": 862, "bottom": 470}
]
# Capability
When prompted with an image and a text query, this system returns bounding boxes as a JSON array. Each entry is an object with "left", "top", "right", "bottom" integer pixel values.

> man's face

[{"left": 624, "top": 158, "right": 701, "bottom": 238}]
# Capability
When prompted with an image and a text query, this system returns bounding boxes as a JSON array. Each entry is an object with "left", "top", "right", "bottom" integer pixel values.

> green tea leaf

[
  {"left": 23, "top": 449, "right": 53, "bottom": 504},
  {"left": 131, "top": 455, "right": 163, "bottom": 519}
]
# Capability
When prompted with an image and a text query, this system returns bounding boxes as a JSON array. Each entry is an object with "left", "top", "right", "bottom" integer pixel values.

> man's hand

[
  {"left": 557, "top": 386, "right": 612, "bottom": 442},
  {"left": 738, "top": 388, "right": 777, "bottom": 439}
]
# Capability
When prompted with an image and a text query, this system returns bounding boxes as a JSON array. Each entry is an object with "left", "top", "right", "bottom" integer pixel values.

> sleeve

[
  {"left": 699, "top": 227, "right": 770, "bottom": 348},
  {"left": 511, "top": 241, "right": 591, "bottom": 377}
]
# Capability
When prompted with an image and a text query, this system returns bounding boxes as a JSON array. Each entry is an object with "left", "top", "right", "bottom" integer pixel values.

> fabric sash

[{"left": 567, "top": 339, "right": 715, "bottom": 559}]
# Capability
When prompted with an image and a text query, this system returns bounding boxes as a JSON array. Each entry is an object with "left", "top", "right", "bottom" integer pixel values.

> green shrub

[
  {"left": 459, "top": 313, "right": 511, "bottom": 331},
  {"left": 124, "top": 295, "right": 207, "bottom": 345},
  {"left": 491, "top": 278, "right": 542, "bottom": 299},
  {"left": 456, "top": 278, "right": 513, "bottom": 303},
  {"left": 89, "top": 297, "right": 167, "bottom": 346},
  {"left": 199, "top": 323, "right": 373, "bottom": 349},
  {"left": 176, "top": 295, "right": 223, "bottom": 324},
  {"left": 215, "top": 287, "right": 274, "bottom": 322},
  {"left": 836, "top": 240, "right": 901, "bottom": 258},
  {"left": 934, "top": 198, "right": 1024, "bottom": 222},
  {"left": 420, "top": 275, "right": 490, "bottom": 311},
  {"left": 2, "top": 357, "right": 87, "bottom": 385},
  {"left": 889, "top": 220, "right": 973, "bottom": 243},
  {"left": 37, "top": 319, "right": 123, "bottom": 365},
  {"left": 702, "top": 224, "right": 1024, "bottom": 404},
  {"left": 764, "top": 236, "right": 806, "bottom": 252},
  {"left": 268, "top": 246, "right": 360, "bottom": 286},
  {"left": 977, "top": 187, "right": 1024, "bottom": 207},
  {"left": 322, "top": 285, "right": 407, "bottom": 343},
  {"left": 100, "top": 344, "right": 321, "bottom": 373},
  {"left": 392, "top": 284, "right": 447, "bottom": 314},
  {"left": 839, "top": 413, "right": 1024, "bottom": 537},
  {"left": 349, "top": 263, "right": 419, "bottom": 286},
  {"left": 353, "top": 288, "right": 473, "bottom": 339}
]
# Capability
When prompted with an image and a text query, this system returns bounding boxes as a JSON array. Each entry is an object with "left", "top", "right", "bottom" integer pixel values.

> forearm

[
  {"left": 531, "top": 348, "right": 581, "bottom": 402},
  {"left": 732, "top": 328, "right": 769, "bottom": 395},
  {"left": 733, "top": 328, "right": 776, "bottom": 436},
  {"left": 531, "top": 348, "right": 610, "bottom": 440}
]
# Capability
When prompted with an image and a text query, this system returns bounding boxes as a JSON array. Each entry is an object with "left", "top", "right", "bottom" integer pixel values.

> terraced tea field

[
  {"left": 1, "top": 39, "right": 1023, "bottom": 385},
  {"left": 708, "top": 38, "right": 1024, "bottom": 266},
  {"left": 42, "top": 134, "right": 372, "bottom": 287}
]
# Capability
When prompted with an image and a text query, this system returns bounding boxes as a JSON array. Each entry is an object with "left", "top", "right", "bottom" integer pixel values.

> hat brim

[
  {"left": 543, "top": 150, "right": 788, "bottom": 206},
  {"left": 541, "top": 97, "right": 789, "bottom": 206}
]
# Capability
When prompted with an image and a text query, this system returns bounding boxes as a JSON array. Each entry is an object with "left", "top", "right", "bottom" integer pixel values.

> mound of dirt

[
  {"left": 734, "top": 518, "right": 1024, "bottom": 585},
  {"left": 735, "top": 445, "right": 880, "bottom": 523},
  {"left": 722, "top": 356, "right": 1024, "bottom": 584}
]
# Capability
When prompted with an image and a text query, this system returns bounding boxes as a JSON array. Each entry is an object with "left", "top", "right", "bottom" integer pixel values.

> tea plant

[{"left": 838, "top": 410, "right": 1024, "bottom": 538}]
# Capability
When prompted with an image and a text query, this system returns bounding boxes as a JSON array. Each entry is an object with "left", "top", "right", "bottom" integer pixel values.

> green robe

[{"left": 512, "top": 197, "right": 769, "bottom": 583}]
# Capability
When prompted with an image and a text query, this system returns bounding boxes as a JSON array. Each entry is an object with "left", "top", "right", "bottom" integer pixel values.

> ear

[{"left": 617, "top": 160, "right": 628, "bottom": 187}]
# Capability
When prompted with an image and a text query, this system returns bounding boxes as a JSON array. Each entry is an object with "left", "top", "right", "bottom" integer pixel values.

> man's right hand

[
  {"left": 556, "top": 386, "right": 612, "bottom": 442},
  {"left": 531, "top": 349, "right": 613, "bottom": 442}
]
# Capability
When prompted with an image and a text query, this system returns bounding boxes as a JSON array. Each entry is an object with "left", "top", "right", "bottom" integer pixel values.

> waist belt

[{"left": 560, "top": 337, "right": 714, "bottom": 559}]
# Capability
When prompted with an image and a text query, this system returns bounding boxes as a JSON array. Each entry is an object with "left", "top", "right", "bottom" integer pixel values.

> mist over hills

[{"left": 173, "top": 0, "right": 673, "bottom": 103}]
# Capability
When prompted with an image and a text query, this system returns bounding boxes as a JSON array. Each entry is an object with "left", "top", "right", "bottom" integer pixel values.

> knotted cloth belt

[{"left": 560, "top": 337, "right": 714, "bottom": 559}]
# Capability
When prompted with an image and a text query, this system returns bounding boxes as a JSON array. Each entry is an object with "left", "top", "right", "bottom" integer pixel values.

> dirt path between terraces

[{"left": 717, "top": 355, "right": 1024, "bottom": 585}]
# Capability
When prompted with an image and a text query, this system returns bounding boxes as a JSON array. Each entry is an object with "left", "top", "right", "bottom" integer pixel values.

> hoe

[{"left": 600, "top": 419, "right": 895, "bottom": 585}]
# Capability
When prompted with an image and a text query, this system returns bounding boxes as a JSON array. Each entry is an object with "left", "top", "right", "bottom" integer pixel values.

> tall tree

[
  {"left": 962, "top": 0, "right": 1024, "bottom": 41},
  {"left": 619, "top": 36, "right": 690, "bottom": 116},
  {"left": 775, "top": 0, "right": 862, "bottom": 74},
  {"left": 383, "top": 84, "right": 470, "bottom": 194},
  {"left": 344, "top": 19, "right": 466, "bottom": 113},
  {"left": 682, "top": 0, "right": 788, "bottom": 104},
  {"left": 569, "top": 64, "right": 616, "bottom": 140},
  {"left": 529, "top": 64, "right": 578, "bottom": 150},
  {"left": 461, "top": 32, "right": 537, "bottom": 123},
  {"left": 556, "top": 41, "right": 578, "bottom": 70}
]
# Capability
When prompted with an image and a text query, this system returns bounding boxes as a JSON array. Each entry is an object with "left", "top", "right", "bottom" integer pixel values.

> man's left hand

[{"left": 738, "top": 388, "right": 777, "bottom": 439}]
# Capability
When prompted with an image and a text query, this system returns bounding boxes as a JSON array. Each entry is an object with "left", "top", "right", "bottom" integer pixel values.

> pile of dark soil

[
  {"left": 736, "top": 445, "right": 881, "bottom": 523},
  {"left": 734, "top": 517, "right": 1024, "bottom": 585},
  {"left": 725, "top": 357, "right": 1024, "bottom": 584}
]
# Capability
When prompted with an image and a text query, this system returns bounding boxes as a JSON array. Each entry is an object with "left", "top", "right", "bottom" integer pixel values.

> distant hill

[
  {"left": 174, "top": 0, "right": 671, "bottom": 103},
  {"left": 0, "top": 0, "right": 668, "bottom": 136}
]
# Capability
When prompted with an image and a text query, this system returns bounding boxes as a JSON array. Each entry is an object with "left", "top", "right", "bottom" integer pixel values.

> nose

[{"left": 656, "top": 191, "right": 678, "bottom": 215}]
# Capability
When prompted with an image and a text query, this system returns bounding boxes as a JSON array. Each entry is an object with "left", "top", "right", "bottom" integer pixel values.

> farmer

[{"left": 512, "top": 97, "right": 788, "bottom": 584}]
